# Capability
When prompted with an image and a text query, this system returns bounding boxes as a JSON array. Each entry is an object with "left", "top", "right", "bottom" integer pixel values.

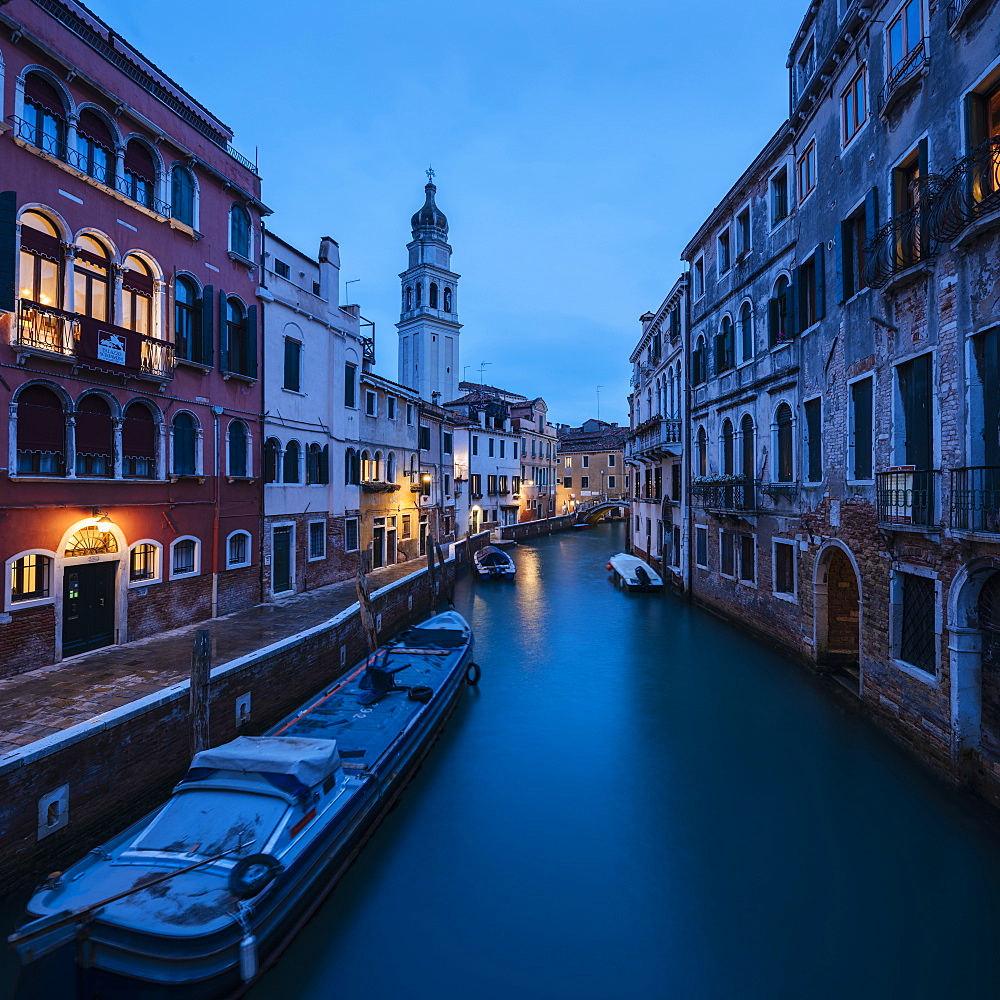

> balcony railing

[
  {"left": 927, "top": 136, "right": 1000, "bottom": 243},
  {"left": 864, "top": 201, "right": 933, "bottom": 288},
  {"left": 628, "top": 417, "right": 683, "bottom": 458},
  {"left": 950, "top": 467, "right": 1000, "bottom": 533},
  {"left": 16, "top": 301, "right": 78, "bottom": 356},
  {"left": 691, "top": 479, "right": 759, "bottom": 513},
  {"left": 876, "top": 469, "right": 939, "bottom": 528},
  {"left": 947, "top": 0, "right": 986, "bottom": 28},
  {"left": 876, "top": 42, "right": 927, "bottom": 116}
]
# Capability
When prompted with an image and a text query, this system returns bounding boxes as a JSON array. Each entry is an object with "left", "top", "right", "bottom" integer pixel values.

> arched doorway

[
  {"left": 976, "top": 573, "right": 1000, "bottom": 754},
  {"left": 815, "top": 544, "right": 862, "bottom": 689}
]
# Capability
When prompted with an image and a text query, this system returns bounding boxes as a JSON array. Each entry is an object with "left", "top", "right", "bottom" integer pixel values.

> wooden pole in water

[
  {"left": 355, "top": 563, "right": 379, "bottom": 653},
  {"left": 190, "top": 629, "right": 211, "bottom": 757},
  {"left": 426, "top": 533, "right": 438, "bottom": 604},
  {"left": 435, "top": 538, "right": 453, "bottom": 606}
]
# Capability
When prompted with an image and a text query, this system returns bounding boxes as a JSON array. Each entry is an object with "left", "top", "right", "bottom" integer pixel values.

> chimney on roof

[{"left": 318, "top": 237, "right": 340, "bottom": 305}]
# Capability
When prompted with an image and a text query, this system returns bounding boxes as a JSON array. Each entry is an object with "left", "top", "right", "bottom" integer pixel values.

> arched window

[
  {"left": 721, "top": 419, "right": 734, "bottom": 475},
  {"left": 771, "top": 275, "right": 791, "bottom": 346},
  {"left": 75, "top": 394, "right": 113, "bottom": 477},
  {"left": 227, "top": 531, "right": 251, "bottom": 569},
  {"left": 306, "top": 443, "right": 323, "bottom": 485},
  {"left": 123, "top": 401, "right": 156, "bottom": 478},
  {"left": 10, "top": 553, "right": 53, "bottom": 602},
  {"left": 387, "top": 452, "right": 397, "bottom": 482},
  {"left": 373, "top": 451, "right": 382, "bottom": 481},
  {"left": 697, "top": 426, "right": 708, "bottom": 478},
  {"left": 405, "top": 286, "right": 413, "bottom": 310},
  {"left": 716, "top": 316, "right": 734, "bottom": 373},
  {"left": 693, "top": 335, "right": 707, "bottom": 385},
  {"left": 123, "top": 139, "right": 156, "bottom": 209},
  {"left": 16, "top": 385, "right": 65, "bottom": 475},
  {"left": 415, "top": 283, "right": 422, "bottom": 307},
  {"left": 343, "top": 447, "right": 360, "bottom": 485},
  {"left": 361, "top": 449, "right": 373, "bottom": 481},
  {"left": 170, "top": 165, "right": 195, "bottom": 226},
  {"left": 429, "top": 283, "right": 438, "bottom": 308},
  {"left": 228, "top": 420, "right": 249, "bottom": 477},
  {"left": 19, "top": 211, "right": 62, "bottom": 312},
  {"left": 283, "top": 440, "right": 300, "bottom": 483},
  {"left": 776, "top": 403, "right": 794, "bottom": 482},
  {"left": 172, "top": 412, "right": 198, "bottom": 476},
  {"left": 224, "top": 297, "right": 254, "bottom": 377},
  {"left": 174, "top": 275, "right": 200, "bottom": 362},
  {"left": 741, "top": 414, "right": 756, "bottom": 480},
  {"left": 443, "top": 287, "right": 452, "bottom": 312},
  {"left": 740, "top": 302, "right": 754, "bottom": 362},
  {"left": 22, "top": 72, "right": 66, "bottom": 157},
  {"left": 264, "top": 437, "right": 280, "bottom": 484},
  {"left": 170, "top": 537, "right": 199, "bottom": 578},
  {"left": 129, "top": 542, "right": 160, "bottom": 583},
  {"left": 75, "top": 109, "right": 114, "bottom": 184},
  {"left": 122, "top": 254, "right": 154, "bottom": 335},
  {"left": 230, "top": 204, "right": 251, "bottom": 259},
  {"left": 74, "top": 235, "right": 110, "bottom": 321}
]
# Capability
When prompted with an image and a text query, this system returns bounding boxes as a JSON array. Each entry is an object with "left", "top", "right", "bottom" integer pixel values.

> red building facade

[{"left": 0, "top": 0, "right": 266, "bottom": 675}]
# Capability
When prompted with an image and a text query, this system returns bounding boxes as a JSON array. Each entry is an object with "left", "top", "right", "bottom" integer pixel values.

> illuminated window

[{"left": 11, "top": 554, "right": 51, "bottom": 601}]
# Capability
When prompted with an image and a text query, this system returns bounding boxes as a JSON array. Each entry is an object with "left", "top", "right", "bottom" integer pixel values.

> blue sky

[{"left": 87, "top": 0, "right": 808, "bottom": 425}]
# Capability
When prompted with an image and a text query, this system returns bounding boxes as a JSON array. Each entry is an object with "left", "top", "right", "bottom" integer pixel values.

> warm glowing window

[{"left": 11, "top": 554, "right": 51, "bottom": 601}]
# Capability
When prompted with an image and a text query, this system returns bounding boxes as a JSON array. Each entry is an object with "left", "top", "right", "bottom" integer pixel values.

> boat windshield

[
  {"left": 133, "top": 789, "right": 288, "bottom": 857},
  {"left": 481, "top": 552, "right": 508, "bottom": 566}
]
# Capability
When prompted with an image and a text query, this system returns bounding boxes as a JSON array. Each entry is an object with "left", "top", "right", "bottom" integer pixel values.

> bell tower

[{"left": 397, "top": 170, "right": 462, "bottom": 402}]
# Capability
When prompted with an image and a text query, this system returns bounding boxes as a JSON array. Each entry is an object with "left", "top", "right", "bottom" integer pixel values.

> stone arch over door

[{"left": 814, "top": 541, "right": 862, "bottom": 687}]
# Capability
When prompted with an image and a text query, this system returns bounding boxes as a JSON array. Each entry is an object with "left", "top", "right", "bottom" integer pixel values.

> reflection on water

[{"left": 6, "top": 523, "right": 1000, "bottom": 1000}]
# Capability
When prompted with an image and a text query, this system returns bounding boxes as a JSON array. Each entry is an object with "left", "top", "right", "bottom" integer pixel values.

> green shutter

[
  {"left": 789, "top": 269, "right": 800, "bottom": 337},
  {"left": 768, "top": 297, "right": 779, "bottom": 344},
  {"left": 200, "top": 284, "right": 214, "bottom": 366},
  {"left": 917, "top": 137, "right": 929, "bottom": 180},
  {"left": 965, "top": 91, "right": 988, "bottom": 150},
  {"left": 246, "top": 304, "right": 258, "bottom": 379},
  {"left": 814, "top": 243, "right": 825, "bottom": 319},
  {"left": 0, "top": 191, "right": 16, "bottom": 314},
  {"left": 218, "top": 289, "right": 229, "bottom": 372},
  {"left": 864, "top": 187, "right": 879, "bottom": 244},
  {"left": 835, "top": 221, "right": 847, "bottom": 303}
]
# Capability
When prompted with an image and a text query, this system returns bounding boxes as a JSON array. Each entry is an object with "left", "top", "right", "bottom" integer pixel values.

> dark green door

[
  {"left": 273, "top": 527, "right": 292, "bottom": 593},
  {"left": 63, "top": 562, "right": 116, "bottom": 656}
]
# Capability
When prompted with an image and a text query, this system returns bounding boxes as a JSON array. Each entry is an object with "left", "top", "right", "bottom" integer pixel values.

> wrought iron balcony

[
  {"left": 627, "top": 417, "right": 683, "bottom": 459},
  {"left": 876, "top": 42, "right": 927, "bottom": 117},
  {"left": 947, "top": 0, "right": 987, "bottom": 28},
  {"left": 926, "top": 136, "right": 1000, "bottom": 243},
  {"left": 863, "top": 202, "right": 933, "bottom": 288},
  {"left": 691, "top": 479, "right": 759, "bottom": 514},
  {"left": 15, "top": 301, "right": 78, "bottom": 357},
  {"left": 950, "top": 467, "right": 1000, "bottom": 533},
  {"left": 876, "top": 469, "right": 939, "bottom": 528}
]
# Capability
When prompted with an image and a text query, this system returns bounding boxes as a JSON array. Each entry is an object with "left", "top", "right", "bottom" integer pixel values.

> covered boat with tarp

[
  {"left": 10, "top": 611, "right": 477, "bottom": 1000},
  {"left": 473, "top": 544, "right": 516, "bottom": 579},
  {"left": 607, "top": 553, "right": 663, "bottom": 591}
]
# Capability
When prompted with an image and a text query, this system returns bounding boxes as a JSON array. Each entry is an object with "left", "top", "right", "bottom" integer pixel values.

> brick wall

[
  {"left": 499, "top": 514, "right": 575, "bottom": 541},
  {"left": 0, "top": 605, "right": 56, "bottom": 678},
  {"left": 0, "top": 551, "right": 467, "bottom": 894},
  {"left": 126, "top": 575, "right": 213, "bottom": 642}
]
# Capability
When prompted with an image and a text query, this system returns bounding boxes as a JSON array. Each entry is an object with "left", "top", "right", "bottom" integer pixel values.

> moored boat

[
  {"left": 607, "top": 553, "right": 663, "bottom": 591},
  {"left": 473, "top": 544, "right": 516, "bottom": 580},
  {"left": 9, "top": 611, "right": 477, "bottom": 1000}
]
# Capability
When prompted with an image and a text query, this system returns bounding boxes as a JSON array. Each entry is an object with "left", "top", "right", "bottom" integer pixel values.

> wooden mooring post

[
  {"left": 355, "top": 550, "right": 379, "bottom": 653},
  {"left": 426, "top": 534, "right": 438, "bottom": 604},
  {"left": 435, "top": 538, "right": 453, "bottom": 606},
  {"left": 190, "top": 629, "right": 211, "bottom": 757}
]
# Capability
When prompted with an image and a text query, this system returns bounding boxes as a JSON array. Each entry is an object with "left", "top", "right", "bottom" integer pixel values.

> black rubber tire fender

[
  {"left": 466, "top": 662, "right": 481, "bottom": 686},
  {"left": 408, "top": 685, "right": 433, "bottom": 703},
  {"left": 229, "top": 853, "right": 283, "bottom": 899}
]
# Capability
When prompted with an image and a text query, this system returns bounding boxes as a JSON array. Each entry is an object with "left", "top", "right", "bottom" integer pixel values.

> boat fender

[
  {"left": 466, "top": 662, "right": 481, "bottom": 686},
  {"left": 239, "top": 930, "right": 258, "bottom": 982},
  {"left": 229, "top": 854, "right": 283, "bottom": 900},
  {"left": 408, "top": 685, "right": 433, "bottom": 703},
  {"left": 606, "top": 563, "right": 612, "bottom": 571}
]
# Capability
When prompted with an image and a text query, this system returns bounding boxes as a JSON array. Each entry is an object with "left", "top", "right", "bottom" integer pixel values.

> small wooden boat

[
  {"left": 10, "top": 611, "right": 477, "bottom": 1000},
  {"left": 607, "top": 553, "right": 663, "bottom": 591},
  {"left": 473, "top": 544, "right": 516, "bottom": 579}
]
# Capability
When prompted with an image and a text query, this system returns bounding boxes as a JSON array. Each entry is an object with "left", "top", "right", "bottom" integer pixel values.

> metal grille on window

[
  {"left": 977, "top": 573, "right": 1000, "bottom": 753},
  {"left": 130, "top": 543, "right": 156, "bottom": 581},
  {"left": 900, "top": 572, "right": 935, "bottom": 673},
  {"left": 309, "top": 522, "right": 325, "bottom": 559}
]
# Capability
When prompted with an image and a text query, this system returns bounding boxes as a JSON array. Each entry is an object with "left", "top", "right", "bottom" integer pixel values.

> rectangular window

[
  {"left": 695, "top": 526, "right": 708, "bottom": 568},
  {"left": 717, "top": 228, "right": 731, "bottom": 273},
  {"left": 898, "top": 571, "right": 936, "bottom": 674},
  {"left": 721, "top": 531, "right": 735, "bottom": 576},
  {"left": 608, "top": 474, "right": 616, "bottom": 489},
  {"left": 344, "top": 517, "right": 359, "bottom": 553},
  {"left": 582, "top": 455, "right": 590, "bottom": 468},
  {"left": 564, "top": 477, "right": 572, "bottom": 488},
  {"left": 130, "top": 543, "right": 157, "bottom": 582},
  {"left": 608, "top": 454, "right": 616, "bottom": 467},
  {"left": 887, "top": 0, "right": 922, "bottom": 76},
  {"left": 283, "top": 338, "right": 301, "bottom": 392},
  {"left": 498, "top": 475, "right": 508, "bottom": 493},
  {"left": 402, "top": 514, "right": 412, "bottom": 539},
  {"left": 513, "top": 476, "right": 521, "bottom": 493},
  {"left": 471, "top": 474, "right": 482, "bottom": 495},
  {"left": 472, "top": 436, "right": 479, "bottom": 456},
  {"left": 797, "top": 247, "right": 824, "bottom": 329},
  {"left": 842, "top": 67, "right": 867, "bottom": 144},
  {"left": 309, "top": 520, "right": 326, "bottom": 560},
  {"left": 12, "top": 554, "right": 51, "bottom": 601},
  {"left": 797, "top": 39, "right": 815, "bottom": 94},
  {"left": 804, "top": 397, "right": 822, "bottom": 482},
  {"left": 419, "top": 425, "right": 431, "bottom": 450},
  {"left": 693, "top": 257, "right": 705, "bottom": 299},
  {"left": 443, "top": 432, "right": 453, "bottom": 454},
  {"left": 275, "top": 259, "right": 291, "bottom": 279},
  {"left": 344, "top": 362, "right": 357, "bottom": 408},
  {"left": 774, "top": 541, "right": 796, "bottom": 595},
  {"left": 488, "top": 438, "right": 495, "bottom": 457},
  {"left": 565, "top": 456, "right": 572, "bottom": 468},
  {"left": 488, "top": 475, "right": 498, "bottom": 494},
  {"left": 365, "top": 390, "right": 377, "bottom": 417},
  {"left": 581, "top": 476, "right": 590, "bottom": 489},
  {"left": 444, "top": 474, "right": 451, "bottom": 495},
  {"left": 739, "top": 536, "right": 755, "bottom": 582},
  {"left": 840, "top": 202, "right": 869, "bottom": 300},
  {"left": 406, "top": 403, "right": 414, "bottom": 425},
  {"left": 850, "top": 377, "right": 874, "bottom": 480},
  {"left": 771, "top": 168, "right": 789, "bottom": 224},
  {"left": 672, "top": 463, "right": 682, "bottom": 500},
  {"left": 797, "top": 141, "right": 816, "bottom": 201},
  {"left": 736, "top": 207, "right": 751, "bottom": 257},
  {"left": 500, "top": 440, "right": 506, "bottom": 458},
  {"left": 387, "top": 396, "right": 396, "bottom": 420},
  {"left": 896, "top": 353, "right": 933, "bottom": 469}
]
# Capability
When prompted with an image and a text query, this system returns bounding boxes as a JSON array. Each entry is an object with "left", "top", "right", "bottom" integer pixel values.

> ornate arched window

[
  {"left": 776, "top": 403, "right": 794, "bottom": 482},
  {"left": 19, "top": 211, "right": 62, "bottom": 312},
  {"left": 75, "top": 394, "right": 113, "bottom": 477},
  {"left": 174, "top": 275, "right": 200, "bottom": 362},
  {"left": 65, "top": 525, "right": 118, "bottom": 556},
  {"left": 124, "top": 139, "right": 157, "bottom": 209},
  {"left": 429, "top": 283, "right": 438, "bottom": 308},
  {"left": 123, "top": 401, "right": 156, "bottom": 478},
  {"left": 228, "top": 420, "right": 249, "bottom": 477},
  {"left": 306, "top": 443, "right": 323, "bottom": 485},
  {"left": 283, "top": 440, "right": 300, "bottom": 483},
  {"left": 74, "top": 235, "right": 110, "bottom": 322},
  {"left": 230, "top": 204, "right": 251, "bottom": 259},
  {"left": 172, "top": 412, "right": 198, "bottom": 476},
  {"left": 264, "top": 437, "right": 280, "bottom": 484},
  {"left": 75, "top": 109, "right": 114, "bottom": 184},
  {"left": 693, "top": 335, "right": 707, "bottom": 385},
  {"left": 740, "top": 301, "right": 754, "bottom": 362},
  {"left": 170, "top": 165, "right": 195, "bottom": 226},
  {"left": 224, "top": 297, "right": 254, "bottom": 377},
  {"left": 16, "top": 385, "right": 66, "bottom": 475},
  {"left": 122, "top": 254, "right": 154, "bottom": 335},
  {"left": 22, "top": 72, "right": 67, "bottom": 156},
  {"left": 387, "top": 452, "right": 397, "bottom": 482}
]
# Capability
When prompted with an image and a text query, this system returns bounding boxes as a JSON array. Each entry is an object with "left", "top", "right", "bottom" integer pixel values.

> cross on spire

[{"left": 426, "top": 165, "right": 435, "bottom": 183}]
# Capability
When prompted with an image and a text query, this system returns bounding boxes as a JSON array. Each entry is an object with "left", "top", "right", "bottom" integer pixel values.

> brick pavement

[{"left": 0, "top": 562, "right": 418, "bottom": 754}]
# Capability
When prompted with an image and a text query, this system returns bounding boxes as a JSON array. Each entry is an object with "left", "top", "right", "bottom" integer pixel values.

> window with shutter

[{"left": 283, "top": 338, "right": 301, "bottom": 392}]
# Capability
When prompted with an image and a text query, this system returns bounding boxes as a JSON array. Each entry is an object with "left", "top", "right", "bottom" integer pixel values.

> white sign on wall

[{"left": 97, "top": 332, "right": 126, "bottom": 366}]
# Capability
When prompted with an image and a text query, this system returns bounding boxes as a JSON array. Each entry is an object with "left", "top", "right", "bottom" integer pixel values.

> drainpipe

[
  {"left": 211, "top": 404, "right": 223, "bottom": 618},
  {"left": 683, "top": 284, "right": 694, "bottom": 600}
]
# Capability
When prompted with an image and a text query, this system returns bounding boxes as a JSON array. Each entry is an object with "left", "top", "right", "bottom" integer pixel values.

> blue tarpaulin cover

[{"left": 190, "top": 736, "right": 341, "bottom": 787}]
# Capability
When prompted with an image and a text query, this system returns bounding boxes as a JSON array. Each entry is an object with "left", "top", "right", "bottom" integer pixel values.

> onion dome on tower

[{"left": 411, "top": 175, "right": 448, "bottom": 237}]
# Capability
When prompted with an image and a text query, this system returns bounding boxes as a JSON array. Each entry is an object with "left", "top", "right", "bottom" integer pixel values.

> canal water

[{"left": 5, "top": 521, "right": 1000, "bottom": 999}]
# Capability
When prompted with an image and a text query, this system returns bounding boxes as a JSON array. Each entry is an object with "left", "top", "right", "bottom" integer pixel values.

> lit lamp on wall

[{"left": 93, "top": 509, "right": 114, "bottom": 532}]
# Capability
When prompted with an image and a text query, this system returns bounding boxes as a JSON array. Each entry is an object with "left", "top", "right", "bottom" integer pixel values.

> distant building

[
  {"left": 555, "top": 420, "right": 629, "bottom": 514},
  {"left": 510, "top": 398, "right": 559, "bottom": 521}
]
